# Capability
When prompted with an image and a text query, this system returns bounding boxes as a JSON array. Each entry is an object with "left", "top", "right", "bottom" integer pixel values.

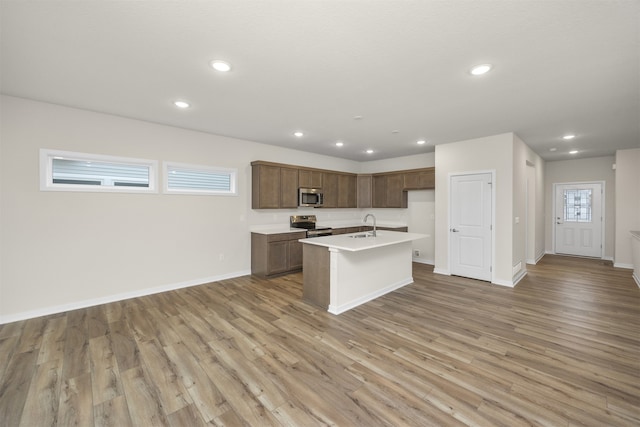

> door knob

[{"left": 451, "top": 228, "right": 459, "bottom": 232}]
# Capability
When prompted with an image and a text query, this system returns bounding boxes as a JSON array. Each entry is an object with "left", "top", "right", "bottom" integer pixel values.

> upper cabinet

[
  {"left": 251, "top": 161, "right": 434, "bottom": 209},
  {"left": 298, "top": 169, "right": 323, "bottom": 188},
  {"left": 251, "top": 162, "right": 299, "bottom": 209},
  {"left": 337, "top": 174, "right": 357, "bottom": 208},
  {"left": 372, "top": 173, "right": 407, "bottom": 208},
  {"left": 357, "top": 175, "right": 372, "bottom": 208},
  {"left": 403, "top": 167, "right": 435, "bottom": 190},
  {"left": 321, "top": 172, "right": 339, "bottom": 208}
]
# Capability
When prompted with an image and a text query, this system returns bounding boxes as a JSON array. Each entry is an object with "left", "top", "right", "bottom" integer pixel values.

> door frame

[
  {"left": 448, "top": 170, "right": 496, "bottom": 282},
  {"left": 552, "top": 180, "right": 605, "bottom": 258}
]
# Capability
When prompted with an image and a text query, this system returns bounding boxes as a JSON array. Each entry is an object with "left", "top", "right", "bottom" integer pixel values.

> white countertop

[
  {"left": 316, "top": 220, "right": 407, "bottom": 229},
  {"left": 250, "top": 221, "right": 407, "bottom": 235},
  {"left": 299, "top": 230, "right": 427, "bottom": 252},
  {"left": 250, "top": 225, "right": 307, "bottom": 235}
]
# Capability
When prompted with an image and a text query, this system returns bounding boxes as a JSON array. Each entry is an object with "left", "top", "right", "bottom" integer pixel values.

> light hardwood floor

[{"left": 0, "top": 255, "right": 638, "bottom": 426}]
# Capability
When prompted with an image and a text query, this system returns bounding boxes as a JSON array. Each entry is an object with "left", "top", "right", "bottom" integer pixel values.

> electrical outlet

[
  {"left": 414, "top": 250, "right": 420, "bottom": 257},
  {"left": 219, "top": 253, "right": 225, "bottom": 261}
]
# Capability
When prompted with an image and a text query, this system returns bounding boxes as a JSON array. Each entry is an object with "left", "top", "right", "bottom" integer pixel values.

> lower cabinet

[{"left": 251, "top": 232, "right": 306, "bottom": 277}]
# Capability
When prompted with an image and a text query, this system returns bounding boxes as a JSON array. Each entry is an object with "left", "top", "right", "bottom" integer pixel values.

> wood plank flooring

[{"left": 0, "top": 255, "right": 638, "bottom": 426}]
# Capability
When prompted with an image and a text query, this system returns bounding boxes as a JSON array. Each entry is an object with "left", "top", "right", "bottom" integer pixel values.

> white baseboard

[
  {"left": 491, "top": 278, "right": 515, "bottom": 288},
  {"left": 634, "top": 272, "right": 639, "bottom": 288},
  {"left": 433, "top": 268, "right": 450, "bottom": 276},
  {"left": 328, "top": 277, "right": 413, "bottom": 315},
  {"left": 613, "top": 262, "right": 634, "bottom": 269},
  {"left": 603, "top": 256, "right": 614, "bottom": 261},
  {"left": 412, "top": 258, "right": 434, "bottom": 265},
  {"left": 0, "top": 269, "right": 251, "bottom": 325}
]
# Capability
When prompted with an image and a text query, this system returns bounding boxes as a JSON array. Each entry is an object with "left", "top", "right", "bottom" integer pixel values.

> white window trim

[
  {"left": 163, "top": 161, "right": 238, "bottom": 196},
  {"left": 40, "top": 149, "right": 158, "bottom": 193}
]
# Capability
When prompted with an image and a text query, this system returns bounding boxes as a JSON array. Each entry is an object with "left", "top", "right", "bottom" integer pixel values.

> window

[
  {"left": 40, "top": 149, "right": 158, "bottom": 193},
  {"left": 164, "top": 162, "right": 237, "bottom": 195},
  {"left": 563, "top": 188, "right": 592, "bottom": 222}
]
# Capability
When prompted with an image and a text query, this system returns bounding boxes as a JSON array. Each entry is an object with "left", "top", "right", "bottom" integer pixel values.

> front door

[
  {"left": 450, "top": 173, "right": 492, "bottom": 281},
  {"left": 554, "top": 183, "right": 603, "bottom": 258}
]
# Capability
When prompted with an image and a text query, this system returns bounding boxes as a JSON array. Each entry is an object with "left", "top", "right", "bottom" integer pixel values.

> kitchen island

[{"left": 299, "top": 231, "right": 427, "bottom": 314}]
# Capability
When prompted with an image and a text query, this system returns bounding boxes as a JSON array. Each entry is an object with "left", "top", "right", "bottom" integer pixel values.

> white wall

[
  {"left": 407, "top": 190, "right": 435, "bottom": 264},
  {"left": 434, "top": 133, "right": 514, "bottom": 284},
  {"left": 614, "top": 148, "right": 640, "bottom": 268},
  {"left": 1, "top": 96, "right": 367, "bottom": 322},
  {"left": 544, "top": 156, "right": 616, "bottom": 259}
]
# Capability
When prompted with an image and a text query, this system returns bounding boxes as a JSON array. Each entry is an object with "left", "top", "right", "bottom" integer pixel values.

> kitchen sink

[{"left": 349, "top": 233, "right": 375, "bottom": 238}]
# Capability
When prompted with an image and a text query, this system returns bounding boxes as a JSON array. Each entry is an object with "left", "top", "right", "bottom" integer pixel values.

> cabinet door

[
  {"left": 280, "top": 167, "right": 299, "bottom": 208},
  {"left": 253, "top": 165, "right": 280, "bottom": 209},
  {"left": 288, "top": 240, "right": 303, "bottom": 270},
  {"left": 337, "top": 174, "right": 357, "bottom": 208},
  {"left": 298, "top": 169, "right": 323, "bottom": 188},
  {"left": 267, "top": 241, "right": 289, "bottom": 275},
  {"left": 372, "top": 175, "right": 387, "bottom": 208},
  {"left": 386, "top": 173, "right": 406, "bottom": 208},
  {"left": 322, "top": 173, "right": 338, "bottom": 208},
  {"left": 404, "top": 168, "right": 435, "bottom": 189},
  {"left": 357, "top": 175, "right": 372, "bottom": 208}
]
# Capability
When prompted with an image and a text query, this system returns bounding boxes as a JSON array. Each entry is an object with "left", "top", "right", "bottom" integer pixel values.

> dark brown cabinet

[
  {"left": 298, "top": 169, "right": 323, "bottom": 188},
  {"left": 251, "top": 231, "right": 306, "bottom": 277},
  {"left": 252, "top": 161, "right": 434, "bottom": 210},
  {"left": 251, "top": 162, "right": 299, "bottom": 209},
  {"left": 280, "top": 167, "right": 299, "bottom": 208},
  {"left": 357, "top": 175, "right": 372, "bottom": 208},
  {"left": 372, "top": 173, "right": 407, "bottom": 208},
  {"left": 385, "top": 173, "right": 406, "bottom": 208},
  {"left": 403, "top": 167, "right": 435, "bottom": 189},
  {"left": 337, "top": 174, "right": 357, "bottom": 208},
  {"left": 322, "top": 173, "right": 338, "bottom": 208}
]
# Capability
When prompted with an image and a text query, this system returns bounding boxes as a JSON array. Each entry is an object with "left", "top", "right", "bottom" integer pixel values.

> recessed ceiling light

[
  {"left": 293, "top": 131, "right": 304, "bottom": 138},
  {"left": 391, "top": 130, "right": 400, "bottom": 134},
  {"left": 353, "top": 115, "right": 363, "bottom": 120},
  {"left": 174, "top": 101, "right": 190, "bottom": 108},
  {"left": 549, "top": 147, "right": 557, "bottom": 152},
  {"left": 569, "top": 150, "right": 578, "bottom": 154},
  {"left": 470, "top": 64, "right": 492, "bottom": 75},
  {"left": 417, "top": 139, "right": 427, "bottom": 145},
  {"left": 335, "top": 141, "right": 344, "bottom": 147},
  {"left": 366, "top": 149, "right": 374, "bottom": 154},
  {"left": 563, "top": 134, "right": 576, "bottom": 140},
  {"left": 210, "top": 60, "right": 231, "bottom": 72}
]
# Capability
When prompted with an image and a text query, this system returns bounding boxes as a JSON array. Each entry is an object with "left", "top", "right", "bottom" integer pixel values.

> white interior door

[
  {"left": 450, "top": 173, "right": 492, "bottom": 281},
  {"left": 555, "top": 183, "right": 603, "bottom": 258}
]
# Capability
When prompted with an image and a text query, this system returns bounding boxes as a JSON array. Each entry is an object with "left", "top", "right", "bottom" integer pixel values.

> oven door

[{"left": 306, "top": 228, "right": 332, "bottom": 238}]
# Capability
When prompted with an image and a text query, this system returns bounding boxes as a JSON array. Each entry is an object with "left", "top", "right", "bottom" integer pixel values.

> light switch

[{"left": 515, "top": 216, "right": 520, "bottom": 224}]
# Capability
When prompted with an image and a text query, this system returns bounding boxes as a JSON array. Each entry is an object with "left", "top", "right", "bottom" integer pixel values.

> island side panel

[
  {"left": 329, "top": 241, "right": 413, "bottom": 314},
  {"left": 302, "top": 243, "right": 330, "bottom": 308}
]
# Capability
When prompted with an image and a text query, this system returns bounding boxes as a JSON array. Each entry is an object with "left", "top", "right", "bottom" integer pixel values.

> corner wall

[
  {"left": 434, "top": 133, "right": 514, "bottom": 284},
  {"left": 614, "top": 148, "right": 640, "bottom": 268}
]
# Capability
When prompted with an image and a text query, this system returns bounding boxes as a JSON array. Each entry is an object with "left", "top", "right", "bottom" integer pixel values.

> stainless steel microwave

[{"left": 299, "top": 188, "right": 324, "bottom": 207}]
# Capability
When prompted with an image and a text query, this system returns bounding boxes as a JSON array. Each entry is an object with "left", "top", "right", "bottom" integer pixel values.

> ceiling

[{"left": 1, "top": 1, "right": 638, "bottom": 162}]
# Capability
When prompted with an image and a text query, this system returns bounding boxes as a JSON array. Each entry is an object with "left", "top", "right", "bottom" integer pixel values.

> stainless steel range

[{"left": 290, "top": 215, "right": 333, "bottom": 238}]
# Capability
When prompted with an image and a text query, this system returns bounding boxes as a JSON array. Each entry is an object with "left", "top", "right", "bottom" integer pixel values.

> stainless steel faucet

[{"left": 363, "top": 213, "right": 377, "bottom": 237}]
